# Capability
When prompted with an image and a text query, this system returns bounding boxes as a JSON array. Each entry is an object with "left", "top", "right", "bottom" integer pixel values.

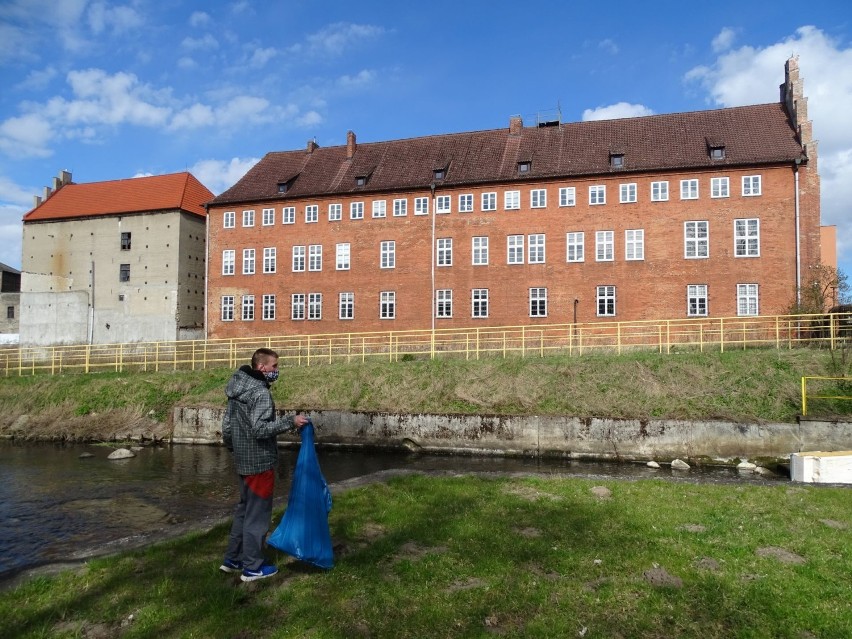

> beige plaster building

[{"left": 20, "top": 171, "right": 212, "bottom": 346}]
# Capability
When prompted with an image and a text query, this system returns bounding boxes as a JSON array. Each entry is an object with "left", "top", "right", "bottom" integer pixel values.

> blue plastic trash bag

[{"left": 267, "top": 422, "right": 334, "bottom": 569}]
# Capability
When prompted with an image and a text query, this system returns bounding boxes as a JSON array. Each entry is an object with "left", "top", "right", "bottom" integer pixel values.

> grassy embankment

[
  {"left": 1, "top": 348, "right": 851, "bottom": 440},
  {"left": 0, "top": 473, "right": 849, "bottom": 638}
]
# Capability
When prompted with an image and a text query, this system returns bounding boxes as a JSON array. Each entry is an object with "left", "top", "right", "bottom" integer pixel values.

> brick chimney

[
  {"left": 347, "top": 130, "right": 356, "bottom": 159},
  {"left": 509, "top": 115, "right": 523, "bottom": 135},
  {"left": 307, "top": 138, "right": 319, "bottom": 153}
]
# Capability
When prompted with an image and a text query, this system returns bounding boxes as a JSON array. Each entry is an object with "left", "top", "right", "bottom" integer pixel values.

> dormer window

[
  {"left": 277, "top": 182, "right": 288, "bottom": 193},
  {"left": 433, "top": 168, "right": 446, "bottom": 181},
  {"left": 610, "top": 153, "right": 625, "bottom": 168},
  {"left": 518, "top": 161, "right": 531, "bottom": 174},
  {"left": 355, "top": 175, "right": 367, "bottom": 186},
  {"left": 710, "top": 146, "right": 726, "bottom": 160}
]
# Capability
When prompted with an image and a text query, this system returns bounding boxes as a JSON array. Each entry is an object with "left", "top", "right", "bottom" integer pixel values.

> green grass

[
  {"left": 1, "top": 474, "right": 849, "bottom": 638},
  {"left": 2, "top": 349, "right": 850, "bottom": 438}
]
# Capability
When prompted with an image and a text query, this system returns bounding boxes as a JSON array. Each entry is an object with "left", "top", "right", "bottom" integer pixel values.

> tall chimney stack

[
  {"left": 347, "top": 130, "right": 356, "bottom": 159},
  {"left": 509, "top": 115, "right": 523, "bottom": 135}
]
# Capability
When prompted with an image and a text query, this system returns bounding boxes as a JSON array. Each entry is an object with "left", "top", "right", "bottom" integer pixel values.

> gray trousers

[{"left": 224, "top": 469, "right": 275, "bottom": 571}]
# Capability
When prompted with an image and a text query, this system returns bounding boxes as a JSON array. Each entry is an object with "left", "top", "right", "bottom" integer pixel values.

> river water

[{"left": 0, "top": 441, "right": 787, "bottom": 587}]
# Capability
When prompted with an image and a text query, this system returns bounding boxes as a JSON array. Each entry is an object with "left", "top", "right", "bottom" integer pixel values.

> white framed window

[
  {"left": 437, "top": 238, "right": 452, "bottom": 266},
  {"left": 414, "top": 197, "right": 429, "bottom": 216},
  {"left": 241, "top": 295, "right": 255, "bottom": 321},
  {"left": 596, "top": 230, "right": 614, "bottom": 262},
  {"left": 242, "top": 248, "right": 255, "bottom": 275},
  {"left": 680, "top": 179, "right": 699, "bottom": 200},
  {"left": 350, "top": 201, "right": 364, "bottom": 220},
  {"left": 436, "top": 195, "right": 451, "bottom": 214},
  {"left": 328, "top": 203, "right": 342, "bottom": 221},
  {"left": 711, "top": 177, "right": 729, "bottom": 198},
  {"left": 472, "top": 288, "right": 489, "bottom": 318},
  {"left": 380, "top": 240, "right": 395, "bottom": 269},
  {"left": 737, "top": 283, "right": 759, "bottom": 316},
  {"left": 566, "top": 232, "right": 584, "bottom": 263},
  {"left": 482, "top": 192, "right": 497, "bottom": 211},
  {"left": 596, "top": 285, "right": 616, "bottom": 317},
  {"left": 336, "top": 243, "right": 350, "bottom": 270},
  {"left": 507, "top": 235, "right": 524, "bottom": 264},
  {"left": 263, "top": 247, "right": 276, "bottom": 273},
  {"left": 589, "top": 185, "right": 606, "bottom": 205},
  {"left": 459, "top": 194, "right": 474, "bottom": 212},
  {"left": 380, "top": 291, "right": 395, "bottom": 319},
  {"left": 224, "top": 211, "right": 235, "bottom": 228},
  {"left": 436, "top": 289, "right": 453, "bottom": 318},
  {"left": 472, "top": 236, "right": 489, "bottom": 265},
  {"left": 222, "top": 249, "right": 235, "bottom": 275},
  {"left": 221, "top": 295, "right": 234, "bottom": 321},
  {"left": 687, "top": 284, "right": 708, "bottom": 317},
  {"left": 559, "top": 187, "right": 576, "bottom": 207},
  {"left": 308, "top": 293, "right": 322, "bottom": 320},
  {"left": 373, "top": 200, "right": 387, "bottom": 218},
  {"left": 282, "top": 206, "right": 295, "bottom": 224},
  {"left": 651, "top": 181, "right": 669, "bottom": 202},
  {"left": 291, "top": 293, "right": 305, "bottom": 320},
  {"left": 735, "top": 218, "right": 760, "bottom": 257},
  {"left": 242, "top": 210, "right": 255, "bottom": 227},
  {"left": 531, "top": 189, "right": 546, "bottom": 208},
  {"left": 625, "top": 229, "right": 644, "bottom": 261},
  {"left": 619, "top": 183, "right": 637, "bottom": 203},
  {"left": 742, "top": 175, "right": 762, "bottom": 196},
  {"left": 262, "top": 208, "right": 275, "bottom": 226},
  {"left": 393, "top": 198, "right": 407, "bottom": 217},
  {"left": 528, "top": 233, "right": 545, "bottom": 264},
  {"left": 685, "top": 221, "right": 709, "bottom": 259},
  {"left": 262, "top": 294, "right": 276, "bottom": 320},
  {"left": 505, "top": 190, "right": 520, "bottom": 210},
  {"left": 292, "top": 245, "right": 305, "bottom": 272},
  {"left": 529, "top": 287, "right": 547, "bottom": 318},
  {"left": 308, "top": 244, "right": 322, "bottom": 271},
  {"left": 305, "top": 204, "right": 318, "bottom": 223},
  {"left": 339, "top": 292, "right": 354, "bottom": 320}
]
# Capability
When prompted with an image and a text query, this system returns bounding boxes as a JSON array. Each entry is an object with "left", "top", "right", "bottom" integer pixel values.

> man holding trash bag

[{"left": 219, "top": 347, "right": 308, "bottom": 582}]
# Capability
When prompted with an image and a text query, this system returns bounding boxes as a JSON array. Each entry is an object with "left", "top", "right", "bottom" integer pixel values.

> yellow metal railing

[
  {"left": 1, "top": 311, "right": 850, "bottom": 378},
  {"left": 801, "top": 376, "right": 852, "bottom": 416}
]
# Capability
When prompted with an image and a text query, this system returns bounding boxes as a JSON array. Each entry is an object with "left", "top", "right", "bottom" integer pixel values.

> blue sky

[{"left": 1, "top": 1, "right": 851, "bottom": 283}]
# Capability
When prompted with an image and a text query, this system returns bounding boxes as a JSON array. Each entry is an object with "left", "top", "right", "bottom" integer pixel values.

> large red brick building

[{"left": 206, "top": 58, "right": 825, "bottom": 339}]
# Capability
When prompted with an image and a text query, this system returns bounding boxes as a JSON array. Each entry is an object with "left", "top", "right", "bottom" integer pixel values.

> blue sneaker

[
  {"left": 219, "top": 558, "right": 242, "bottom": 574},
  {"left": 241, "top": 563, "right": 278, "bottom": 582}
]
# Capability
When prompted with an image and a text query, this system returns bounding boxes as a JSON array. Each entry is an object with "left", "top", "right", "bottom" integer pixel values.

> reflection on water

[{"left": 0, "top": 441, "right": 786, "bottom": 583}]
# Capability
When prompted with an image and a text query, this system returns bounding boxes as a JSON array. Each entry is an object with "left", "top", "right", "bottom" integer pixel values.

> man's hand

[{"left": 293, "top": 415, "right": 310, "bottom": 429}]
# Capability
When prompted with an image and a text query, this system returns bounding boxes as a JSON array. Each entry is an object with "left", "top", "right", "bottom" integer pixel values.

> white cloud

[
  {"left": 181, "top": 33, "right": 219, "bottom": 51},
  {"left": 582, "top": 102, "right": 655, "bottom": 121},
  {"left": 712, "top": 27, "right": 737, "bottom": 53},
  {"left": 177, "top": 56, "right": 198, "bottom": 70},
  {"left": 0, "top": 175, "right": 35, "bottom": 270},
  {"left": 189, "top": 11, "right": 211, "bottom": 28},
  {"left": 0, "top": 114, "right": 54, "bottom": 158},
  {"left": 685, "top": 25, "right": 852, "bottom": 269},
  {"left": 598, "top": 39, "right": 619, "bottom": 55},
  {"left": 15, "top": 66, "right": 58, "bottom": 91},
  {"left": 338, "top": 69, "right": 376, "bottom": 89},
  {"left": 247, "top": 46, "right": 277, "bottom": 68},
  {"left": 189, "top": 157, "right": 259, "bottom": 195},
  {"left": 87, "top": 2, "right": 143, "bottom": 35},
  {"left": 303, "top": 22, "right": 385, "bottom": 57},
  {"left": 296, "top": 111, "right": 323, "bottom": 127}
]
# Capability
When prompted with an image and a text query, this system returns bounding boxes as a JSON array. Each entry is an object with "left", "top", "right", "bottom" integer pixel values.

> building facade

[
  {"left": 206, "top": 58, "right": 825, "bottom": 339},
  {"left": 0, "top": 262, "right": 21, "bottom": 342},
  {"left": 20, "top": 171, "right": 213, "bottom": 346}
]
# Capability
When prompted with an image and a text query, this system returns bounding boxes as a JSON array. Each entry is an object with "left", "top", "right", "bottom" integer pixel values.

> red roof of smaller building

[{"left": 23, "top": 172, "right": 214, "bottom": 222}]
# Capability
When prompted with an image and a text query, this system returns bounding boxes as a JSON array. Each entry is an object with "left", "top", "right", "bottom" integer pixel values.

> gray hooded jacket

[{"left": 222, "top": 365, "right": 296, "bottom": 475}]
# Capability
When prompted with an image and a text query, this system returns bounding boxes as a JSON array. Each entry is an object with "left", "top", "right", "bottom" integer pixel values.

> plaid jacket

[{"left": 222, "top": 365, "right": 296, "bottom": 476}]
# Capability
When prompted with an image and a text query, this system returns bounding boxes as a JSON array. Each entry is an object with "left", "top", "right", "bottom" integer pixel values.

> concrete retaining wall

[{"left": 172, "top": 406, "right": 852, "bottom": 463}]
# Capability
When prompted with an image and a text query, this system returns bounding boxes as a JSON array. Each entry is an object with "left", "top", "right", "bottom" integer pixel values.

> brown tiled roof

[
  {"left": 211, "top": 102, "right": 804, "bottom": 206},
  {"left": 23, "top": 172, "right": 214, "bottom": 222}
]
